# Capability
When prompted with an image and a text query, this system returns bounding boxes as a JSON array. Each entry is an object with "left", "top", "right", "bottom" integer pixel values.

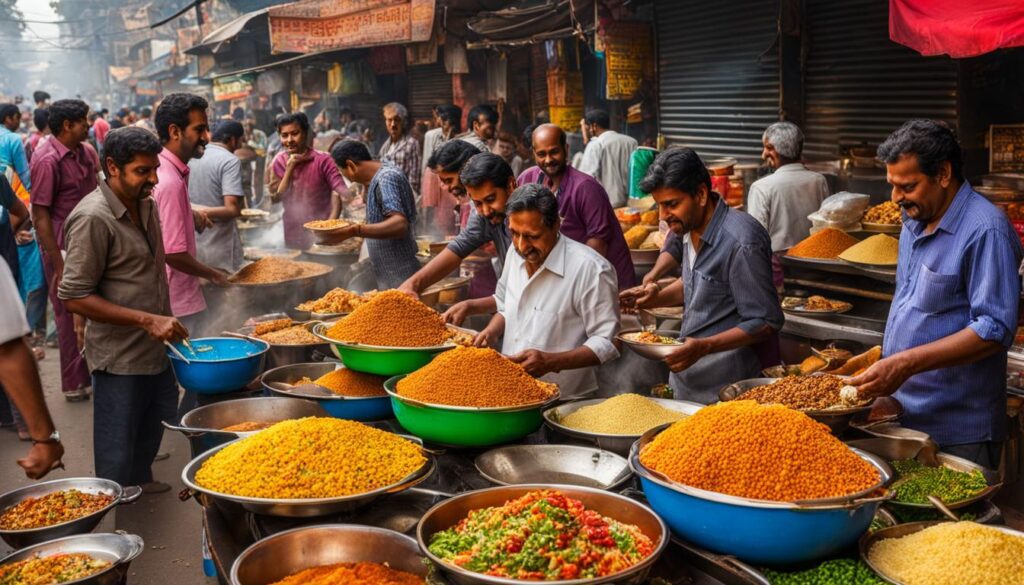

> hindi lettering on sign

[
  {"left": 269, "top": 0, "right": 435, "bottom": 54},
  {"left": 602, "top": 22, "right": 652, "bottom": 100}
]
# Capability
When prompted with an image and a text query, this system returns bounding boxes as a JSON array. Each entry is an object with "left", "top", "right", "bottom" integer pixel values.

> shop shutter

[
  {"left": 408, "top": 60, "right": 453, "bottom": 123},
  {"left": 802, "top": 0, "right": 958, "bottom": 160},
  {"left": 654, "top": 0, "right": 781, "bottom": 160}
]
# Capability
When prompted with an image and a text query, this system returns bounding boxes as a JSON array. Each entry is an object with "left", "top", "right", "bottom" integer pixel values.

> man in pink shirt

[
  {"left": 92, "top": 109, "right": 110, "bottom": 148},
  {"left": 268, "top": 112, "right": 348, "bottom": 249},
  {"left": 152, "top": 95, "right": 228, "bottom": 414},
  {"left": 29, "top": 99, "right": 98, "bottom": 401}
]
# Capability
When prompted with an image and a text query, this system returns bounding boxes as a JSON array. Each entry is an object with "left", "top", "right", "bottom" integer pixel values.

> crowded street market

[{"left": 1, "top": 0, "right": 1024, "bottom": 584}]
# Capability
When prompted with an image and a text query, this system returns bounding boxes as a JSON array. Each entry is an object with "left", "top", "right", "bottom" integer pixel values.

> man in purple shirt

[
  {"left": 517, "top": 124, "right": 635, "bottom": 288},
  {"left": 29, "top": 99, "right": 98, "bottom": 402},
  {"left": 269, "top": 112, "right": 348, "bottom": 249}
]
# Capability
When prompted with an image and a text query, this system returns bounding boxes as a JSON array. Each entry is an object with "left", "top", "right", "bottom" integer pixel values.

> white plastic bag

[{"left": 817, "top": 192, "right": 871, "bottom": 224}]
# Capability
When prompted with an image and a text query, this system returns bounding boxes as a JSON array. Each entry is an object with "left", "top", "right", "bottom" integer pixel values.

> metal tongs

[{"left": 637, "top": 309, "right": 658, "bottom": 333}]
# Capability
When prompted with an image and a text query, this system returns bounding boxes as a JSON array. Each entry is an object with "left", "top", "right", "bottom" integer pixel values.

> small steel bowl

[
  {"left": 617, "top": 329, "right": 683, "bottom": 360},
  {"left": 0, "top": 532, "right": 144, "bottom": 585},
  {"left": 417, "top": 484, "right": 669, "bottom": 585},
  {"left": 230, "top": 524, "right": 427, "bottom": 585},
  {"left": 543, "top": 397, "right": 702, "bottom": 456},
  {"left": 0, "top": 478, "right": 142, "bottom": 549},
  {"left": 474, "top": 445, "right": 633, "bottom": 490}
]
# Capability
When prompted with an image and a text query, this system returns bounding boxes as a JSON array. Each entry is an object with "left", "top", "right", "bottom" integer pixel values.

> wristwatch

[{"left": 32, "top": 430, "right": 61, "bottom": 445}]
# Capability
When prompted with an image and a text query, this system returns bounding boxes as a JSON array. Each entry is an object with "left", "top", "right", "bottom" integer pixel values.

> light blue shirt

[
  {"left": 0, "top": 127, "right": 30, "bottom": 190},
  {"left": 885, "top": 182, "right": 1022, "bottom": 446}
]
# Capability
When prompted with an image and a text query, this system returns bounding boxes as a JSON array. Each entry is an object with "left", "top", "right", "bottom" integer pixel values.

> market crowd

[{"left": 0, "top": 87, "right": 1018, "bottom": 494}]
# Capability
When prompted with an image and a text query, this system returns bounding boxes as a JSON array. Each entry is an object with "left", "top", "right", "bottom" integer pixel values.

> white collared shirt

[
  {"left": 746, "top": 162, "right": 829, "bottom": 252},
  {"left": 577, "top": 130, "right": 638, "bottom": 208},
  {"left": 494, "top": 235, "right": 621, "bottom": 398}
]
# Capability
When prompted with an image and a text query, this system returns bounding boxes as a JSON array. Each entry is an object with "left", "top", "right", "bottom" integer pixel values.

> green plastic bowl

[
  {"left": 310, "top": 322, "right": 456, "bottom": 376},
  {"left": 384, "top": 376, "right": 560, "bottom": 448}
]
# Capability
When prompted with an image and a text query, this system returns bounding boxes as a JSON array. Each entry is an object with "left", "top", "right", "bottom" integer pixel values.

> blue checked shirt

[
  {"left": 885, "top": 182, "right": 1022, "bottom": 446},
  {"left": 365, "top": 161, "right": 421, "bottom": 289}
]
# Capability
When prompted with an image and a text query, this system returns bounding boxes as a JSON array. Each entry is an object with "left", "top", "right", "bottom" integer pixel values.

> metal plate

[
  {"left": 782, "top": 297, "right": 854, "bottom": 316},
  {"left": 617, "top": 329, "right": 684, "bottom": 360},
  {"left": 0, "top": 533, "right": 144, "bottom": 585},
  {"left": 860, "top": 222, "right": 902, "bottom": 234},
  {"left": 228, "top": 261, "right": 333, "bottom": 289},
  {"left": 474, "top": 445, "right": 633, "bottom": 490}
]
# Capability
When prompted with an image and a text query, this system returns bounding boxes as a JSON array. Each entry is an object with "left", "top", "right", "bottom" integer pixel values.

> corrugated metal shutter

[
  {"left": 655, "top": 0, "right": 780, "bottom": 160},
  {"left": 408, "top": 60, "right": 452, "bottom": 122},
  {"left": 803, "top": 0, "right": 958, "bottom": 159}
]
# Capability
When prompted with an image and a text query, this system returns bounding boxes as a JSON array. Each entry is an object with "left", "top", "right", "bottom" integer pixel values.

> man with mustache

[
  {"left": 60, "top": 127, "right": 187, "bottom": 492},
  {"left": 620, "top": 147, "right": 783, "bottom": 404},
  {"left": 474, "top": 184, "right": 620, "bottom": 399},
  {"left": 846, "top": 120, "right": 1022, "bottom": 469},
  {"left": 519, "top": 124, "right": 635, "bottom": 288}
]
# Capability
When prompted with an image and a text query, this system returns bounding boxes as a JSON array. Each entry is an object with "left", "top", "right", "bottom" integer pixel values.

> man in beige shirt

[{"left": 59, "top": 127, "right": 187, "bottom": 493}]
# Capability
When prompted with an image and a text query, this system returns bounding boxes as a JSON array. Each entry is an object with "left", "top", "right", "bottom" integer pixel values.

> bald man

[{"left": 518, "top": 124, "right": 635, "bottom": 288}]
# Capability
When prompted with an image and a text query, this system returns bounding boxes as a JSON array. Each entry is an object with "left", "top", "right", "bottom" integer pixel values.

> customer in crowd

[
  {"left": 578, "top": 109, "right": 638, "bottom": 208},
  {"left": 269, "top": 112, "right": 348, "bottom": 249},
  {"left": 746, "top": 121, "right": 829, "bottom": 289},
  {"left": 460, "top": 104, "right": 498, "bottom": 151},
  {"left": 29, "top": 99, "right": 97, "bottom": 402},
  {"left": 92, "top": 109, "right": 110, "bottom": 148},
  {"left": 60, "top": 127, "right": 186, "bottom": 492},
  {"left": 32, "top": 91, "right": 50, "bottom": 110},
  {"left": 421, "top": 104, "right": 463, "bottom": 235},
  {"left": 188, "top": 120, "right": 244, "bottom": 273},
  {"left": 328, "top": 140, "right": 421, "bottom": 289},
  {"left": 378, "top": 102, "right": 421, "bottom": 194},
  {"left": 492, "top": 132, "right": 524, "bottom": 177},
  {"left": 0, "top": 103, "right": 31, "bottom": 192},
  {"left": 133, "top": 106, "right": 156, "bottom": 134},
  {"left": 25, "top": 108, "right": 50, "bottom": 161},
  {"left": 474, "top": 184, "right": 620, "bottom": 399},
  {"left": 239, "top": 116, "right": 267, "bottom": 207}
]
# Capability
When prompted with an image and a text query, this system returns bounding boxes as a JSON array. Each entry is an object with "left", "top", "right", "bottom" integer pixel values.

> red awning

[{"left": 890, "top": 0, "right": 1024, "bottom": 58}]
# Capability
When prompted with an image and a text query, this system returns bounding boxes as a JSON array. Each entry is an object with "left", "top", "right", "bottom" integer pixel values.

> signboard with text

[
  {"left": 213, "top": 75, "right": 254, "bottom": 102},
  {"left": 268, "top": 0, "right": 434, "bottom": 54},
  {"left": 602, "top": 22, "right": 651, "bottom": 100}
]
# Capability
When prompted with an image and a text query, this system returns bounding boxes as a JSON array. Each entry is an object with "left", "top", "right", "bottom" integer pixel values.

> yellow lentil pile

[
  {"left": 560, "top": 394, "right": 689, "bottom": 435},
  {"left": 867, "top": 522, "right": 1024, "bottom": 585},
  {"left": 396, "top": 346, "right": 557, "bottom": 407},
  {"left": 269, "top": 562, "right": 424, "bottom": 585},
  {"left": 838, "top": 234, "right": 899, "bottom": 266},
  {"left": 639, "top": 401, "right": 879, "bottom": 501},
  {"left": 314, "top": 368, "right": 387, "bottom": 397},
  {"left": 296, "top": 288, "right": 376, "bottom": 314},
  {"left": 325, "top": 290, "right": 452, "bottom": 347},
  {"left": 194, "top": 418, "right": 425, "bottom": 499},
  {"left": 229, "top": 257, "right": 332, "bottom": 284},
  {"left": 787, "top": 228, "right": 859, "bottom": 259}
]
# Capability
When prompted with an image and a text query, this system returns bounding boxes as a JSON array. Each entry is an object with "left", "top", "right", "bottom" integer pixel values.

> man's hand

[
  {"left": 473, "top": 326, "right": 500, "bottom": 349},
  {"left": 15, "top": 230, "right": 33, "bottom": 245},
  {"left": 663, "top": 337, "right": 711, "bottom": 373},
  {"left": 619, "top": 283, "right": 659, "bottom": 314},
  {"left": 143, "top": 315, "right": 189, "bottom": 343},
  {"left": 848, "top": 353, "right": 914, "bottom": 401},
  {"left": 17, "top": 442, "right": 64, "bottom": 480},
  {"left": 208, "top": 269, "right": 231, "bottom": 287},
  {"left": 442, "top": 301, "right": 471, "bottom": 326},
  {"left": 318, "top": 224, "right": 359, "bottom": 245},
  {"left": 73, "top": 314, "right": 86, "bottom": 351},
  {"left": 192, "top": 209, "right": 213, "bottom": 233},
  {"left": 510, "top": 349, "right": 558, "bottom": 377},
  {"left": 396, "top": 282, "right": 419, "bottom": 299},
  {"left": 287, "top": 152, "right": 311, "bottom": 167}
]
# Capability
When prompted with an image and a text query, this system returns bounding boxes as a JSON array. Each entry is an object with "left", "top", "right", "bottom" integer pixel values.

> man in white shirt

[
  {"left": 578, "top": 109, "right": 638, "bottom": 208},
  {"left": 475, "top": 183, "right": 620, "bottom": 399},
  {"left": 747, "top": 121, "right": 829, "bottom": 288}
]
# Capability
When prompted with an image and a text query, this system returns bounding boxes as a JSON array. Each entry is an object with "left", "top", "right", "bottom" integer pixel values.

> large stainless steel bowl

[
  {"left": 474, "top": 445, "right": 633, "bottom": 490},
  {"left": 230, "top": 524, "right": 427, "bottom": 585},
  {"left": 0, "top": 478, "right": 142, "bottom": 548},
  {"left": 617, "top": 329, "right": 683, "bottom": 360},
  {"left": 234, "top": 321, "right": 335, "bottom": 369},
  {"left": 0, "top": 532, "right": 144, "bottom": 585},
  {"left": 543, "top": 397, "right": 702, "bottom": 455},
  {"left": 417, "top": 484, "right": 669, "bottom": 585},
  {"left": 163, "top": 396, "right": 328, "bottom": 458},
  {"left": 181, "top": 438, "right": 435, "bottom": 517},
  {"left": 718, "top": 377, "right": 873, "bottom": 435}
]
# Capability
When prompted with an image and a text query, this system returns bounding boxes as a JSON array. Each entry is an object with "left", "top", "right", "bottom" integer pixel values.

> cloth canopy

[{"left": 890, "top": 0, "right": 1024, "bottom": 58}]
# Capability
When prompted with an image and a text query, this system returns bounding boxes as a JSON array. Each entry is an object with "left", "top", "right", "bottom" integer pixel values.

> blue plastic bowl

[
  {"left": 168, "top": 337, "right": 269, "bottom": 394},
  {"left": 629, "top": 432, "right": 892, "bottom": 565}
]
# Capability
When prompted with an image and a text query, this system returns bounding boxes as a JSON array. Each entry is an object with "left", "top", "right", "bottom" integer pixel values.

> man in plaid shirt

[{"left": 378, "top": 102, "right": 422, "bottom": 194}]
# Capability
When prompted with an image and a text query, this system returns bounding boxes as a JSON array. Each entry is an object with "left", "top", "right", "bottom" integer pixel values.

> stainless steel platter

[
  {"left": 617, "top": 328, "right": 684, "bottom": 360},
  {"left": 543, "top": 397, "right": 702, "bottom": 456},
  {"left": 474, "top": 445, "right": 633, "bottom": 490},
  {"left": 0, "top": 532, "right": 144, "bottom": 585},
  {"left": 781, "top": 296, "right": 853, "bottom": 316},
  {"left": 718, "top": 377, "right": 873, "bottom": 435}
]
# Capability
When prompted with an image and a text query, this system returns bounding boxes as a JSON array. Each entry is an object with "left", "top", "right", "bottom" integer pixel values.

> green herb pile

[
  {"left": 763, "top": 558, "right": 885, "bottom": 585},
  {"left": 890, "top": 459, "right": 987, "bottom": 504}
]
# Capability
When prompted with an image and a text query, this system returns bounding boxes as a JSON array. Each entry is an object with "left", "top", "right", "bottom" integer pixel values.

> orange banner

[{"left": 269, "top": 0, "right": 434, "bottom": 55}]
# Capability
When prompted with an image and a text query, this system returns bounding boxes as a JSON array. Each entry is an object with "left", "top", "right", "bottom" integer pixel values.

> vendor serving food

[
  {"left": 620, "top": 148, "right": 783, "bottom": 404},
  {"left": 846, "top": 120, "right": 1022, "bottom": 469},
  {"left": 474, "top": 184, "right": 620, "bottom": 399}
]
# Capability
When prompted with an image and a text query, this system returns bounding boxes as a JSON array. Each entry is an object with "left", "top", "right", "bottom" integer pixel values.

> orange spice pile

[
  {"left": 325, "top": 290, "right": 452, "bottom": 347},
  {"left": 269, "top": 562, "right": 424, "bottom": 585},
  {"left": 314, "top": 368, "right": 387, "bottom": 397},
  {"left": 396, "top": 346, "right": 557, "bottom": 407},
  {"left": 639, "top": 400, "right": 879, "bottom": 501},
  {"left": 786, "top": 228, "right": 859, "bottom": 259}
]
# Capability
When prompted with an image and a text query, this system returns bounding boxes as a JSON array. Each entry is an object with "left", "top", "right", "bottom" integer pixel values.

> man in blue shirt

[
  {"left": 850, "top": 120, "right": 1022, "bottom": 469},
  {"left": 0, "top": 103, "right": 30, "bottom": 191}
]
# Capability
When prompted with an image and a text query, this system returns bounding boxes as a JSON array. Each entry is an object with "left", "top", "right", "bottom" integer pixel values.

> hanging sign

[
  {"left": 602, "top": 22, "right": 651, "bottom": 100},
  {"left": 213, "top": 75, "right": 254, "bottom": 102},
  {"left": 268, "top": 0, "right": 434, "bottom": 54}
]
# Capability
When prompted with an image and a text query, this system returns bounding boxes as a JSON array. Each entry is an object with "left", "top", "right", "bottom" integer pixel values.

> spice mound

[
  {"left": 428, "top": 489, "right": 655, "bottom": 580},
  {"left": 296, "top": 288, "right": 376, "bottom": 314},
  {"left": 639, "top": 401, "right": 879, "bottom": 501},
  {"left": 0, "top": 489, "right": 116, "bottom": 530},
  {"left": 314, "top": 368, "right": 387, "bottom": 397},
  {"left": 787, "top": 228, "right": 858, "bottom": 259},
  {"left": 325, "top": 290, "right": 453, "bottom": 347},
  {"left": 304, "top": 218, "right": 354, "bottom": 230},
  {"left": 838, "top": 234, "right": 899, "bottom": 266},
  {"left": 254, "top": 321, "right": 319, "bottom": 345},
  {"left": 862, "top": 201, "right": 902, "bottom": 225},
  {"left": 890, "top": 459, "right": 988, "bottom": 505},
  {"left": 560, "top": 394, "right": 689, "bottom": 435},
  {"left": 624, "top": 331, "right": 681, "bottom": 345},
  {"left": 222, "top": 421, "right": 275, "bottom": 433},
  {"left": 0, "top": 553, "right": 111, "bottom": 584},
  {"left": 396, "top": 346, "right": 556, "bottom": 408},
  {"left": 230, "top": 257, "right": 331, "bottom": 285},
  {"left": 269, "top": 562, "right": 424, "bottom": 585},
  {"left": 738, "top": 374, "right": 857, "bottom": 411},
  {"left": 194, "top": 418, "right": 425, "bottom": 499},
  {"left": 763, "top": 558, "right": 885, "bottom": 585},
  {"left": 867, "top": 522, "right": 1024, "bottom": 585}
]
